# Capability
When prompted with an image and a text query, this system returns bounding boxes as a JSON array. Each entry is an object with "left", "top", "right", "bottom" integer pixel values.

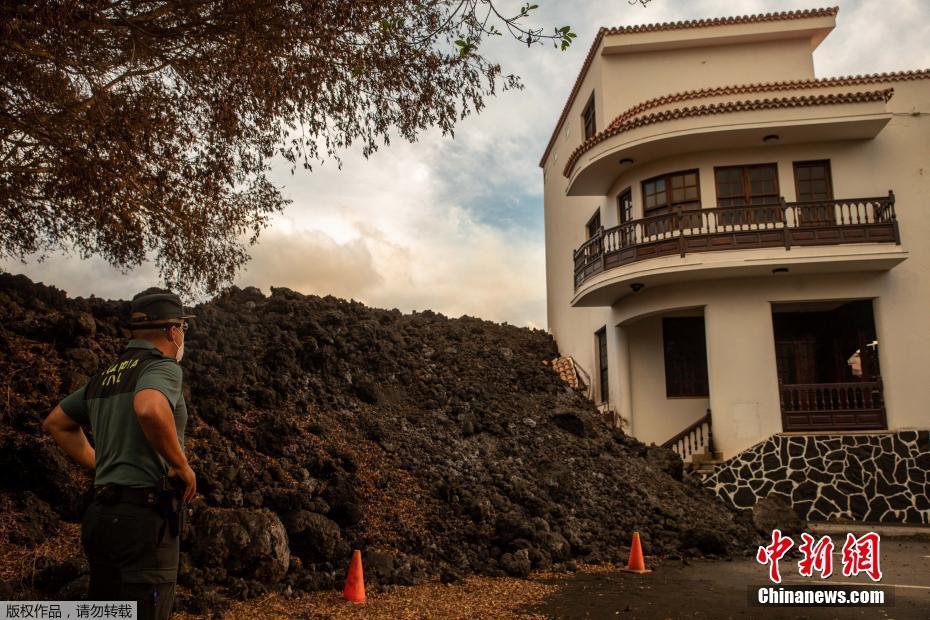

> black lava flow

[{"left": 0, "top": 273, "right": 762, "bottom": 613}]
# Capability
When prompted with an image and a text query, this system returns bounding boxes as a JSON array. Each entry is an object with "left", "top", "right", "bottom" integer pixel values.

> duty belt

[
  {"left": 92, "top": 480, "right": 189, "bottom": 545},
  {"left": 92, "top": 483, "right": 159, "bottom": 508}
]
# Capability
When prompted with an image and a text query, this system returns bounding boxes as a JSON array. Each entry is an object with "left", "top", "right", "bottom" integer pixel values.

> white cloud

[
  {"left": 0, "top": 247, "right": 161, "bottom": 300},
  {"left": 234, "top": 228, "right": 384, "bottom": 301}
]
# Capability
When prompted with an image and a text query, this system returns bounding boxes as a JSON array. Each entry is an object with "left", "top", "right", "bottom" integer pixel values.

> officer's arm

[
  {"left": 42, "top": 405, "right": 96, "bottom": 471},
  {"left": 133, "top": 389, "right": 189, "bottom": 472}
]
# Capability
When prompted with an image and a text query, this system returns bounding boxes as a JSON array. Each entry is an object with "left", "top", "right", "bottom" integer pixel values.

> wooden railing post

[
  {"left": 675, "top": 213, "right": 685, "bottom": 257},
  {"left": 888, "top": 190, "right": 900, "bottom": 244},
  {"left": 705, "top": 408, "right": 715, "bottom": 455},
  {"left": 781, "top": 197, "right": 791, "bottom": 251}
]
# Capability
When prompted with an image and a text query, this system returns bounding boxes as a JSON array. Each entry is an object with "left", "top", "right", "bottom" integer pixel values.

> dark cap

[{"left": 130, "top": 287, "right": 196, "bottom": 327}]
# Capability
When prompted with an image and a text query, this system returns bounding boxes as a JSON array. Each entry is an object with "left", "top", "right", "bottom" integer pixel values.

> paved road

[{"left": 522, "top": 536, "right": 930, "bottom": 619}]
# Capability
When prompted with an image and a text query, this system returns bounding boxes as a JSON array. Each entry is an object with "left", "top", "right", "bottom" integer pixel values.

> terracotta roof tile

[
  {"left": 602, "top": 70, "right": 930, "bottom": 132},
  {"left": 562, "top": 89, "right": 894, "bottom": 178},
  {"left": 603, "top": 7, "right": 838, "bottom": 36},
  {"left": 557, "top": 70, "right": 930, "bottom": 176},
  {"left": 539, "top": 7, "right": 840, "bottom": 168}
]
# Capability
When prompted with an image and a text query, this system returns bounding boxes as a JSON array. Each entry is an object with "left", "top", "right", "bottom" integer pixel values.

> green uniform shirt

[{"left": 59, "top": 339, "right": 188, "bottom": 488}]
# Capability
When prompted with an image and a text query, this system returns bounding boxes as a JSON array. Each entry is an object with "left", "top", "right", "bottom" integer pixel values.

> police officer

[{"left": 42, "top": 288, "right": 197, "bottom": 619}]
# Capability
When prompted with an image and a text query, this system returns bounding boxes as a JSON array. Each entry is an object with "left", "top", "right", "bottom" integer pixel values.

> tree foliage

[{"left": 0, "top": 1, "right": 647, "bottom": 295}]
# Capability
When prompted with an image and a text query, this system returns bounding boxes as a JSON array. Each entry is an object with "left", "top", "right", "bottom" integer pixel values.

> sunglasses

[{"left": 166, "top": 320, "right": 190, "bottom": 332}]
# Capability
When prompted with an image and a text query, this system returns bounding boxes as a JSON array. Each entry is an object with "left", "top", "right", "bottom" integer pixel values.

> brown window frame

[
  {"left": 662, "top": 317, "right": 709, "bottom": 398},
  {"left": 713, "top": 163, "right": 781, "bottom": 207},
  {"left": 585, "top": 209, "right": 601, "bottom": 239},
  {"left": 617, "top": 187, "right": 633, "bottom": 224},
  {"left": 582, "top": 93, "right": 596, "bottom": 141},
  {"left": 793, "top": 160, "right": 834, "bottom": 202},
  {"left": 642, "top": 169, "right": 701, "bottom": 216},
  {"left": 792, "top": 160, "right": 836, "bottom": 226},
  {"left": 641, "top": 169, "right": 702, "bottom": 233},
  {"left": 713, "top": 163, "right": 781, "bottom": 226},
  {"left": 617, "top": 187, "right": 633, "bottom": 246},
  {"left": 596, "top": 326, "right": 609, "bottom": 404}
]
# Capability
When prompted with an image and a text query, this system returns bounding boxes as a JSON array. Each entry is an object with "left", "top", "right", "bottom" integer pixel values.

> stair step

[
  {"left": 689, "top": 459, "right": 724, "bottom": 474},
  {"left": 689, "top": 450, "right": 724, "bottom": 466}
]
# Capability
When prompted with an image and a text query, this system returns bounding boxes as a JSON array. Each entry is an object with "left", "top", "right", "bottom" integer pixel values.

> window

[
  {"left": 793, "top": 160, "right": 833, "bottom": 202},
  {"left": 581, "top": 209, "right": 602, "bottom": 261},
  {"left": 641, "top": 170, "right": 701, "bottom": 233},
  {"left": 582, "top": 94, "right": 596, "bottom": 140},
  {"left": 793, "top": 160, "right": 835, "bottom": 226},
  {"left": 596, "top": 327, "right": 609, "bottom": 403},
  {"left": 714, "top": 163, "right": 781, "bottom": 225},
  {"left": 617, "top": 188, "right": 633, "bottom": 246},
  {"left": 643, "top": 170, "right": 700, "bottom": 214},
  {"left": 714, "top": 164, "right": 779, "bottom": 206},
  {"left": 586, "top": 209, "right": 601, "bottom": 239},
  {"left": 663, "top": 317, "right": 709, "bottom": 398}
]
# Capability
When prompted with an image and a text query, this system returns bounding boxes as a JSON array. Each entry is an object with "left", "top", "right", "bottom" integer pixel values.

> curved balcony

[
  {"left": 572, "top": 194, "right": 904, "bottom": 306},
  {"left": 564, "top": 90, "right": 893, "bottom": 196}
]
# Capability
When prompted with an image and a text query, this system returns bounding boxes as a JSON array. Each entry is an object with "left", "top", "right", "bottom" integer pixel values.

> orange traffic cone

[
  {"left": 622, "top": 531, "right": 652, "bottom": 573},
  {"left": 343, "top": 549, "right": 366, "bottom": 603}
]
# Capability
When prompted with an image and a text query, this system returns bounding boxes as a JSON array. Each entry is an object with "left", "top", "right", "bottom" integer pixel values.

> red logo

[
  {"left": 757, "top": 530, "right": 882, "bottom": 583},
  {"left": 797, "top": 533, "right": 834, "bottom": 578},
  {"left": 756, "top": 529, "right": 794, "bottom": 584},
  {"left": 841, "top": 532, "right": 882, "bottom": 581}
]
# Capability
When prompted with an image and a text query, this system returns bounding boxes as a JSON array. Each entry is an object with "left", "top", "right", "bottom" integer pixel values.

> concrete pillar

[
  {"left": 871, "top": 295, "right": 897, "bottom": 429},
  {"left": 704, "top": 298, "right": 783, "bottom": 458},
  {"left": 614, "top": 324, "right": 634, "bottom": 433}
]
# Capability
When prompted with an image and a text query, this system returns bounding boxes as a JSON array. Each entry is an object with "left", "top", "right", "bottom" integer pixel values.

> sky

[{"left": 3, "top": 0, "right": 929, "bottom": 329}]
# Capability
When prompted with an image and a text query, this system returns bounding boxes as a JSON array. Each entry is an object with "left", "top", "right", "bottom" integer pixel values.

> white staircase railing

[{"left": 661, "top": 409, "right": 715, "bottom": 463}]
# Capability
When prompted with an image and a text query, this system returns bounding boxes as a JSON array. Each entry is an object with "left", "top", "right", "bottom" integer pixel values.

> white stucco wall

[
  {"left": 625, "top": 313, "right": 710, "bottom": 444},
  {"left": 599, "top": 37, "right": 816, "bottom": 124}
]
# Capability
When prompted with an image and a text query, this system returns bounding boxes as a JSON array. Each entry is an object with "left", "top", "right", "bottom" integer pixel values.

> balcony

[
  {"left": 564, "top": 90, "right": 893, "bottom": 196},
  {"left": 572, "top": 193, "right": 903, "bottom": 305},
  {"left": 780, "top": 380, "right": 886, "bottom": 432}
]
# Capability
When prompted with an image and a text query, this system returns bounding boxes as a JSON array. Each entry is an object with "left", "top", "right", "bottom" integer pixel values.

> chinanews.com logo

[{"left": 750, "top": 529, "right": 894, "bottom": 607}]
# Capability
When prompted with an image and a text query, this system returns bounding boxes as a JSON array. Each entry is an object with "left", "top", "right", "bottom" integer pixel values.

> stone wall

[{"left": 702, "top": 431, "right": 930, "bottom": 524}]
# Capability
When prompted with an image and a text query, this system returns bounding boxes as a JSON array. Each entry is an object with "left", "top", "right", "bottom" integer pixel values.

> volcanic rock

[
  {"left": 645, "top": 443, "right": 685, "bottom": 481},
  {"left": 752, "top": 493, "right": 807, "bottom": 536},
  {"left": 282, "top": 511, "right": 348, "bottom": 565},
  {"left": 0, "top": 273, "right": 762, "bottom": 610},
  {"left": 191, "top": 508, "right": 290, "bottom": 583}
]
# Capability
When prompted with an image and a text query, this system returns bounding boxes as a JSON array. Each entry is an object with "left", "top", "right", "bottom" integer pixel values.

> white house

[{"left": 540, "top": 7, "right": 930, "bottom": 523}]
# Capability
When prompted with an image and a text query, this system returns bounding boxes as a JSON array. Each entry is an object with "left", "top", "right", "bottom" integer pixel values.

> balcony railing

[
  {"left": 573, "top": 192, "right": 900, "bottom": 289},
  {"left": 779, "top": 379, "right": 886, "bottom": 431}
]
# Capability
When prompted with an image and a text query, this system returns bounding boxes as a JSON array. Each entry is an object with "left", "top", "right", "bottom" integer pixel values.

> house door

[{"left": 772, "top": 300, "right": 886, "bottom": 431}]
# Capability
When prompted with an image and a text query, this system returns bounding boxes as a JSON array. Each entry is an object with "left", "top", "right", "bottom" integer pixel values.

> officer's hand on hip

[{"left": 168, "top": 463, "right": 197, "bottom": 503}]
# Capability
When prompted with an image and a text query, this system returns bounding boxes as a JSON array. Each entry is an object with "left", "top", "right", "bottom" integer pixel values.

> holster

[{"left": 155, "top": 475, "right": 188, "bottom": 544}]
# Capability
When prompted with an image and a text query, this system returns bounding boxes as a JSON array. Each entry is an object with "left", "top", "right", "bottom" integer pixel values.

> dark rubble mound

[{"left": 0, "top": 273, "right": 760, "bottom": 611}]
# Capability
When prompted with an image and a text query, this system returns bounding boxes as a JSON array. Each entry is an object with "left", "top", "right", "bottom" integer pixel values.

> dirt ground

[{"left": 179, "top": 537, "right": 929, "bottom": 619}]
